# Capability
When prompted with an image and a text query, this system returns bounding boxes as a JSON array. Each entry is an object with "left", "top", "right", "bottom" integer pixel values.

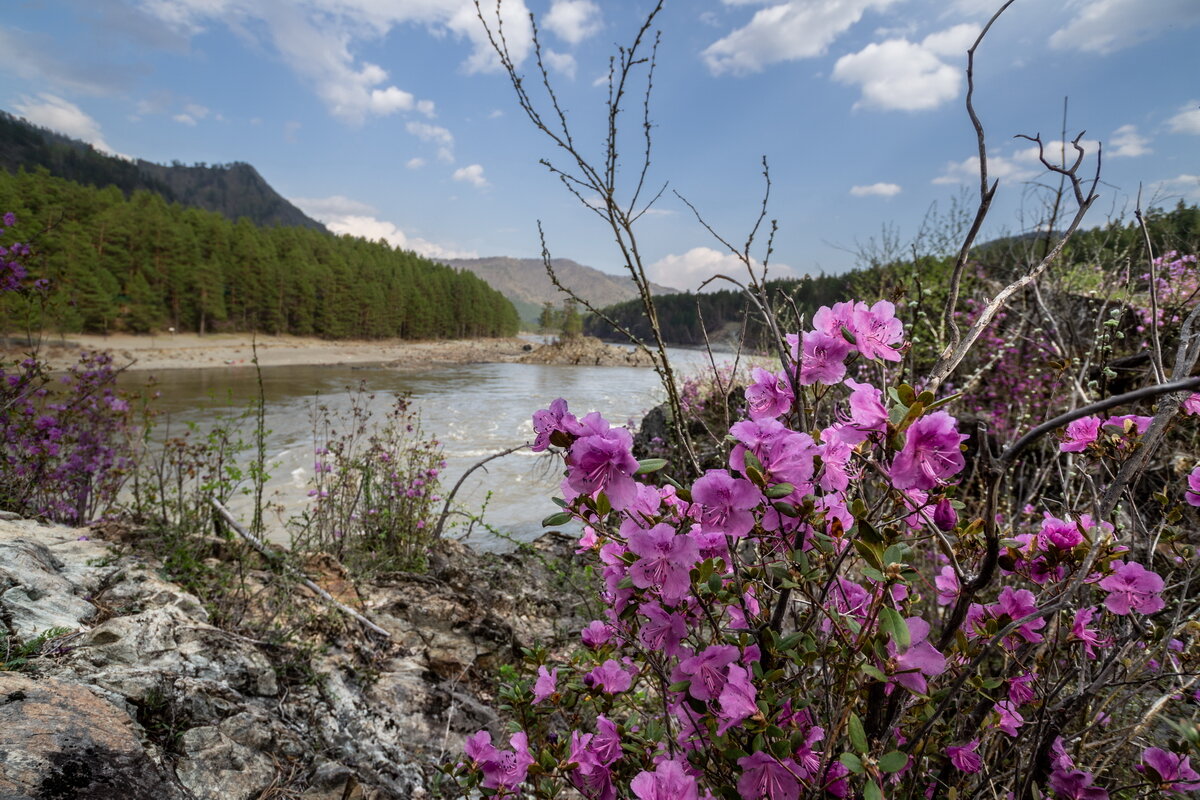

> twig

[
  {"left": 432, "top": 443, "right": 529, "bottom": 540},
  {"left": 210, "top": 498, "right": 392, "bottom": 639}
]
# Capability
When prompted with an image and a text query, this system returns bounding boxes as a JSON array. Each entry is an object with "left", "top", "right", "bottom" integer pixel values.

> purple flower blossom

[
  {"left": 628, "top": 523, "right": 699, "bottom": 606},
  {"left": 532, "top": 665, "right": 557, "bottom": 704},
  {"left": 946, "top": 740, "right": 982, "bottom": 773},
  {"left": 994, "top": 699, "right": 1024, "bottom": 736},
  {"left": 729, "top": 418, "right": 817, "bottom": 488},
  {"left": 691, "top": 469, "right": 761, "bottom": 538},
  {"left": 850, "top": 300, "right": 905, "bottom": 362},
  {"left": 1059, "top": 416, "right": 1102, "bottom": 452},
  {"left": 1098, "top": 560, "right": 1165, "bottom": 615},
  {"left": 1069, "top": 606, "right": 1109, "bottom": 659},
  {"left": 745, "top": 367, "right": 794, "bottom": 420},
  {"left": 630, "top": 758, "right": 699, "bottom": 800},
  {"left": 889, "top": 411, "right": 968, "bottom": 491},
  {"left": 531, "top": 397, "right": 582, "bottom": 451},
  {"left": 585, "top": 659, "right": 635, "bottom": 694},
  {"left": 1187, "top": 465, "right": 1200, "bottom": 507},
  {"left": 995, "top": 586, "right": 1046, "bottom": 645},
  {"left": 935, "top": 565, "right": 959, "bottom": 606},
  {"left": 717, "top": 664, "right": 759, "bottom": 734},
  {"left": 565, "top": 423, "right": 640, "bottom": 510},
  {"left": 466, "top": 730, "right": 534, "bottom": 793},
  {"left": 637, "top": 601, "right": 688, "bottom": 656},
  {"left": 1139, "top": 747, "right": 1200, "bottom": 793},
  {"left": 581, "top": 619, "right": 615, "bottom": 648},
  {"left": 796, "top": 330, "right": 852, "bottom": 386},
  {"left": 736, "top": 751, "right": 802, "bottom": 800},
  {"left": 1048, "top": 767, "right": 1109, "bottom": 800},
  {"left": 887, "top": 616, "right": 946, "bottom": 694},
  {"left": 1182, "top": 393, "right": 1200, "bottom": 416},
  {"left": 1104, "top": 414, "right": 1152, "bottom": 435},
  {"left": 933, "top": 498, "right": 958, "bottom": 531},
  {"left": 676, "top": 644, "right": 739, "bottom": 701}
]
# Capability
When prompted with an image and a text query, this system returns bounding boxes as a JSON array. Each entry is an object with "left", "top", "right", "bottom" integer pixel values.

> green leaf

[
  {"left": 860, "top": 664, "right": 887, "bottom": 682},
  {"left": 667, "top": 680, "right": 691, "bottom": 693},
  {"left": 541, "top": 511, "right": 573, "bottom": 527},
  {"left": 878, "top": 751, "right": 909, "bottom": 773},
  {"left": 765, "top": 482, "right": 795, "bottom": 499},
  {"left": 839, "top": 752, "right": 864, "bottom": 774},
  {"left": 635, "top": 458, "right": 668, "bottom": 475},
  {"left": 595, "top": 492, "right": 611, "bottom": 516},
  {"left": 551, "top": 496, "right": 568, "bottom": 508},
  {"left": 848, "top": 713, "right": 867, "bottom": 753},
  {"left": 864, "top": 780, "right": 883, "bottom": 800},
  {"left": 880, "top": 606, "right": 910, "bottom": 650}
]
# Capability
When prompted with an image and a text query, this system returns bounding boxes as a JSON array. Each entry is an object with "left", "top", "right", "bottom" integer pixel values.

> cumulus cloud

[
  {"left": 1109, "top": 124, "right": 1151, "bottom": 158},
  {"left": 173, "top": 113, "right": 197, "bottom": 126},
  {"left": 406, "top": 157, "right": 426, "bottom": 169},
  {"left": 452, "top": 163, "right": 489, "bottom": 188},
  {"left": 832, "top": 24, "right": 978, "bottom": 111},
  {"left": 1050, "top": 0, "right": 1200, "bottom": 53},
  {"left": 702, "top": 0, "right": 898, "bottom": 76},
  {"left": 130, "top": 1, "right": 533, "bottom": 123},
  {"left": 12, "top": 94, "right": 119, "bottom": 154},
  {"left": 647, "top": 247, "right": 794, "bottom": 292},
  {"left": 850, "top": 182, "right": 902, "bottom": 197},
  {"left": 1167, "top": 102, "right": 1200, "bottom": 136},
  {"left": 933, "top": 154, "right": 1037, "bottom": 185},
  {"left": 543, "top": 0, "right": 602, "bottom": 45},
  {"left": 291, "top": 195, "right": 478, "bottom": 259},
  {"left": 1148, "top": 174, "right": 1200, "bottom": 202},
  {"left": 543, "top": 50, "right": 577, "bottom": 79},
  {"left": 406, "top": 121, "right": 455, "bottom": 162}
]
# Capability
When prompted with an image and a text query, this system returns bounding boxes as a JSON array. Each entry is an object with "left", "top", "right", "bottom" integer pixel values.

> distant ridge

[
  {"left": 443, "top": 256, "right": 678, "bottom": 325},
  {"left": 0, "top": 110, "right": 325, "bottom": 232}
]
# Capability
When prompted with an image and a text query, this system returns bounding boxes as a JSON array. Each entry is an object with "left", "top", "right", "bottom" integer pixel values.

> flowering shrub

[
  {"left": 445, "top": 299, "right": 1198, "bottom": 800},
  {"left": 1136, "top": 251, "right": 1199, "bottom": 334},
  {"left": 289, "top": 388, "right": 445, "bottom": 574},
  {"left": 0, "top": 213, "right": 137, "bottom": 523}
]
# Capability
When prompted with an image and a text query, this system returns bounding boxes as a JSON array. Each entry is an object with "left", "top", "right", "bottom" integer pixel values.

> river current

[{"left": 123, "top": 346, "right": 725, "bottom": 550}]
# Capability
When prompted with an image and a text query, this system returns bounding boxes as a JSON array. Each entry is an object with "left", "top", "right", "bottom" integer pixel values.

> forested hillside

[
  {"left": 0, "top": 111, "right": 325, "bottom": 231},
  {"left": 588, "top": 202, "right": 1200, "bottom": 348},
  {"left": 0, "top": 167, "right": 520, "bottom": 339}
]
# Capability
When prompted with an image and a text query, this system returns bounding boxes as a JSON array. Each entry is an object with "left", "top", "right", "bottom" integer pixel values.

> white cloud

[
  {"left": 172, "top": 113, "right": 197, "bottom": 125},
  {"left": 291, "top": 194, "right": 477, "bottom": 259},
  {"left": 702, "top": 0, "right": 898, "bottom": 76},
  {"left": 452, "top": 163, "right": 489, "bottom": 188},
  {"left": 1049, "top": 0, "right": 1200, "bottom": 53},
  {"left": 406, "top": 121, "right": 455, "bottom": 162},
  {"left": 933, "top": 154, "right": 1038, "bottom": 185},
  {"left": 131, "top": 0, "right": 527, "bottom": 123},
  {"left": 543, "top": 50, "right": 577, "bottom": 79},
  {"left": 1109, "top": 124, "right": 1151, "bottom": 158},
  {"left": 183, "top": 102, "right": 209, "bottom": 118},
  {"left": 850, "top": 182, "right": 902, "bottom": 197},
  {"left": 1167, "top": 101, "right": 1200, "bottom": 135},
  {"left": 1012, "top": 137, "right": 1101, "bottom": 167},
  {"left": 12, "top": 94, "right": 119, "bottom": 154},
  {"left": 647, "top": 247, "right": 794, "bottom": 292},
  {"left": 543, "top": 0, "right": 602, "bottom": 45},
  {"left": 283, "top": 120, "right": 301, "bottom": 142},
  {"left": 1148, "top": 174, "right": 1200, "bottom": 202},
  {"left": 832, "top": 25, "right": 976, "bottom": 112},
  {"left": 406, "top": 157, "right": 426, "bottom": 169}
]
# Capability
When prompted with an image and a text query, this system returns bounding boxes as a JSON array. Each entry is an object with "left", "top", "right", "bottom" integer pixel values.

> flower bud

[{"left": 933, "top": 498, "right": 958, "bottom": 531}]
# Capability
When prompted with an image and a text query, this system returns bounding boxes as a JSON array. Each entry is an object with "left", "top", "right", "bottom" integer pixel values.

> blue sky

[{"left": 2, "top": 0, "right": 1198, "bottom": 291}]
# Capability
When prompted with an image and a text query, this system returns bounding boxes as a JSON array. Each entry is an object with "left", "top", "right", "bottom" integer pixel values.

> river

[{"left": 123, "top": 346, "right": 728, "bottom": 550}]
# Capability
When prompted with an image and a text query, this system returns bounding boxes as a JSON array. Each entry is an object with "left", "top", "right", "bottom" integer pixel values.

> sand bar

[{"left": 1, "top": 333, "right": 538, "bottom": 372}]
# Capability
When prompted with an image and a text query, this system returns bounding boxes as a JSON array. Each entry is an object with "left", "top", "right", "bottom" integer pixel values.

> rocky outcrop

[
  {"left": 0, "top": 517, "right": 586, "bottom": 799},
  {"left": 518, "top": 335, "right": 655, "bottom": 367}
]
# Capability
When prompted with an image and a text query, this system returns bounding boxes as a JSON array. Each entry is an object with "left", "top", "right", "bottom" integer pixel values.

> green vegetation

[{"left": 0, "top": 167, "right": 520, "bottom": 338}]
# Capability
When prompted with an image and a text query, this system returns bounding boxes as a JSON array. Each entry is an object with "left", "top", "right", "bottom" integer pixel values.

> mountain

[
  {"left": 0, "top": 110, "right": 325, "bottom": 232},
  {"left": 443, "top": 256, "right": 678, "bottom": 325}
]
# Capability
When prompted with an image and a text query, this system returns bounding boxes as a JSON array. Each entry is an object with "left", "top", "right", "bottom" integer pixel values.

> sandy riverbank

[{"left": 3, "top": 333, "right": 540, "bottom": 372}]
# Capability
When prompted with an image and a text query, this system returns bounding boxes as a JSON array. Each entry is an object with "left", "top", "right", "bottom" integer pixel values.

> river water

[{"left": 123, "top": 346, "right": 723, "bottom": 550}]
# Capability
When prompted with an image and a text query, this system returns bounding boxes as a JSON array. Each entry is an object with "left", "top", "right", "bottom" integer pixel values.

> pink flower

[
  {"left": 837, "top": 378, "right": 888, "bottom": 443},
  {"left": 717, "top": 664, "right": 759, "bottom": 734},
  {"left": 1186, "top": 465, "right": 1200, "bottom": 507},
  {"left": 850, "top": 300, "right": 905, "bottom": 362},
  {"left": 1139, "top": 747, "right": 1200, "bottom": 793},
  {"left": 946, "top": 740, "right": 982, "bottom": 773},
  {"left": 1182, "top": 393, "right": 1200, "bottom": 416},
  {"left": 746, "top": 367, "right": 794, "bottom": 420},
  {"left": 467, "top": 731, "right": 534, "bottom": 793},
  {"left": 1048, "top": 767, "right": 1109, "bottom": 800},
  {"left": 1098, "top": 560, "right": 1165, "bottom": 615},
  {"left": 994, "top": 699, "right": 1024, "bottom": 736},
  {"left": 691, "top": 469, "right": 762, "bottom": 538},
  {"left": 933, "top": 498, "right": 958, "bottom": 531},
  {"left": 889, "top": 411, "right": 968, "bottom": 491},
  {"left": 1040, "top": 514, "right": 1083, "bottom": 550},
  {"left": 935, "top": 565, "right": 959, "bottom": 606},
  {"left": 677, "top": 645, "right": 740, "bottom": 701},
  {"left": 586, "top": 659, "right": 635, "bottom": 694},
  {"left": 565, "top": 416, "right": 640, "bottom": 510},
  {"left": 631, "top": 758, "right": 699, "bottom": 800},
  {"left": 532, "top": 397, "right": 582, "bottom": 451},
  {"left": 581, "top": 620, "right": 614, "bottom": 648},
  {"left": 812, "top": 302, "right": 860, "bottom": 341},
  {"left": 797, "top": 330, "right": 852, "bottom": 385},
  {"left": 729, "top": 418, "right": 818, "bottom": 488},
  {"left": 995, "top": 586, "right": 1046, "bottom": 645},
  {"left": 532, "top": 665, "right": 557, "bottom": 704},
  {"left": 637, "top": 601, "right": 688, "bottom": 656},
  {"left": 628, "top": 524, "right": 700, "bottom": 606},
  {"left": 736, "top": 751, "right": 802, "bottom": 800},
  {"left": 1104, "top": 414, "right": 1152, "bottom": 435},
  {"left": 1070, "top": 607, "right": 1110, "bottom": 659},
  {"left": 1059, "top": 416, "right": 1102, "bottom": 452},
  {"left": 887, "top": 616, "right": 946, "bottom": 694}
]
